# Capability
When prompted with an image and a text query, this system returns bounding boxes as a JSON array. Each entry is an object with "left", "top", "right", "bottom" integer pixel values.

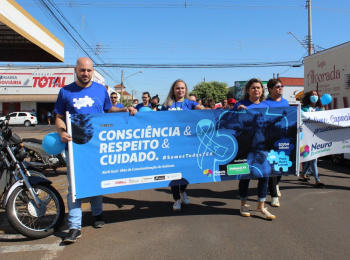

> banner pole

[
  {"left": 296, "top": 104, "right": 301, "bottom": 175},
  {"left": 66, "top": 111, "right": 76, "bottom": 203}
]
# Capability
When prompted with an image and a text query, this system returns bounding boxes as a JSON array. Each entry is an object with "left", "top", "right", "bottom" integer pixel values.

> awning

[
  {"left": 295, "top": 91, "right": 304, "bottom": 100},
  {"left": 0, "top": 0, "right": 64, "bottom": 62},
  {"left": 0, "top": 94, "right": 58, "bottom": 102}
]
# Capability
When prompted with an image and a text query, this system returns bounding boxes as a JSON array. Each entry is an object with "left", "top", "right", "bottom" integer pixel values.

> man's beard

[{"left": 77, "top": 76, "right": 91, "bottom": 86}]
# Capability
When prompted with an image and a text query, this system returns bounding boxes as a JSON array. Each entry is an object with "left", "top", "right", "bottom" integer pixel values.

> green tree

[{"left": 190, "top": 81, "right": 229, "bottom": 103}]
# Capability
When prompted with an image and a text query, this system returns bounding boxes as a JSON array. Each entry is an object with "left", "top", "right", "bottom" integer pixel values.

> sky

[{"left": 2, "top": 0, "right": 350, "bottom": 102}]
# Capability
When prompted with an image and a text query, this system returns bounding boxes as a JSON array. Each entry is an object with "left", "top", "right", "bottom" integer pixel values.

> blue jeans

[
  {"left": 65, "top": 150, "right": 103, "bottom": 230},
  {"left": 301, "top": 159, "right": 319, "bottom": 182},
  {"left": 239, "top": 177, "right": 269, "bottom": 202}
]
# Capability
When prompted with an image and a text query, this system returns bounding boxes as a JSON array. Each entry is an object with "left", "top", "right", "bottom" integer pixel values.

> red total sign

[{"left": 33, "top": 76, "right": 66, "bottom": 88}]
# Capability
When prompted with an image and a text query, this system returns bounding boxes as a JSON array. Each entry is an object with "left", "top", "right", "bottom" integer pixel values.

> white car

[{"left": 0, "top": 112, "right": 38, "bottom": 127}]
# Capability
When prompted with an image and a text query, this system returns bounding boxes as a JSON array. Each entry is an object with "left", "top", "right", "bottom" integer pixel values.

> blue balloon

[
  {"left": 321, "top": 94, "right": 332, "bottom": 105},
  {"left": 42, "top": 132, "right": 66, "bottom": 155},
  {"left": 139, "top": 106, "right": 153, "bottom": 112}
]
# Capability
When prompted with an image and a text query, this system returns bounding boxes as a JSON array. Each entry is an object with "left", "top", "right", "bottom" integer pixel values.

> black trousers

[
  {"left": 268, "top": 176, "right": 282, "bottom": 197},
  {"left": 171, "top": 185, "right": 188, "bottom": 200}
]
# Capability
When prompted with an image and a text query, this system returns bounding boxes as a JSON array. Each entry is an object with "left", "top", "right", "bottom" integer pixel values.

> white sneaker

[
  {"left": 271, "top": 197, "right": 280, "bottom": 207},
  {"left": 240, "top": 204, "right": 250, "bottom": 217},
  {"left": 256, "top": 207, "right": 276, "bottom": 220},
  {"left": 181, "top": 192, "right": 190, "bottom": 205},
  {"left": 276, "top": 185, "right": 281, "bottom": 197},
  {"left": 173, "top": 200, "right": 181, "bottom": 211}
]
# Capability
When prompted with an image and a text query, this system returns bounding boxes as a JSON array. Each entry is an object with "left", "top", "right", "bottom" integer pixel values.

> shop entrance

[{"left": 36, "top": 102, "right": 56, "bottom": 125}]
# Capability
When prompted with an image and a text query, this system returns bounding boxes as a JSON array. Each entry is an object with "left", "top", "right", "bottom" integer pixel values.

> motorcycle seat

[{"left": 22, "top": 138, "right": 42, "bottom": 144}]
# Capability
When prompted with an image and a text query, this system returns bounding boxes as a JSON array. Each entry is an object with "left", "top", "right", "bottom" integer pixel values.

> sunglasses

[
  {"left": 111, "top": 97, "right": 117, "bottom": 99},
  {"left": 275, "top": 85, "right": 284, "bottom": 88}
]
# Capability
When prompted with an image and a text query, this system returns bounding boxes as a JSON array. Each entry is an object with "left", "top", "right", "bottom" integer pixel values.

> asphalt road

[
  {"left": 0, "top": 126, "right": 349, "bottom": 260},
  {"left": 10, "top": 124, "right": 58, "bottom": 140}
]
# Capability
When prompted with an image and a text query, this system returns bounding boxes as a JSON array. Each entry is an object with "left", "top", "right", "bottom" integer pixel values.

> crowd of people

[
  {"left": 55, "top": 57, "right": 324, "bottom": 244},
  {"left": 129, "top": 91, "right": 237, "bottom": 111}
]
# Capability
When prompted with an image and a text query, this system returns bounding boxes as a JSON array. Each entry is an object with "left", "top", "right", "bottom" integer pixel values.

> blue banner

[{"left": 68, "top": 107, "right": 299, "bottom": 199}]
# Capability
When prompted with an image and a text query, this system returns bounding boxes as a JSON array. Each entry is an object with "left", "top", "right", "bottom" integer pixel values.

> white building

[
  {"left": 0, "top": 66, "right": 104, "bottom": 120},
  {"left": 304, "top": 41, "right": 350, "bottom": 109}
]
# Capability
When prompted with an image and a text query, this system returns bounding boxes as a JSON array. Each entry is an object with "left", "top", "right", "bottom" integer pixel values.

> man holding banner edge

[{"left": 54, "top": 57, "right": 137, "bottom": 244}]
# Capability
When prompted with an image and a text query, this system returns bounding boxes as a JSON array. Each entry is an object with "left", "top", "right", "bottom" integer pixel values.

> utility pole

[
  {"left": 118, "top": 70, "right": 142, "bottom": 105},
  {"left": 120, "top": 69, "right": 124, "bottom": 103},
  {"left": 307, "top": 0, "right": 313, "bottom": 55}
]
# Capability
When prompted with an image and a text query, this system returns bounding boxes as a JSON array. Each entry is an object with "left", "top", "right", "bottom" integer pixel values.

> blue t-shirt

[
  {"left": 54, "top": 81, "right": 112, "bottom": 115},
  {"left": 232, "top": 99, "right": 268, "bottom": 110},
  {"left": 161, "top": 99, "right": 198, "bottom": 111},
  {"left": 135, "top": 103, "right": 151, "bottom": 111},
  {"left": 263, "top": 97, "right": 289, "bottom": 107},
  {"left": 113, "top": 103, "right": 125, "bottom": 108}
]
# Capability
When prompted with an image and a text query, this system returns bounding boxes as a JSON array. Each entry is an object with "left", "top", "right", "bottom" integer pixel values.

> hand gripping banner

[{"left": 67, "top": 107, "right": 299, "bottom": 200}]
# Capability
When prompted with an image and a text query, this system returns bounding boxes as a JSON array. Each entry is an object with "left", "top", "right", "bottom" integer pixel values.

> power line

[
  {"left": 21, "top": 1, "right": 305, "bottom": 9},
  {"left": 35, "top": 0, "right": 121, "bottom": 83},
  {"left": 96, "top": 61, "right": 303, "bottom": 68}
]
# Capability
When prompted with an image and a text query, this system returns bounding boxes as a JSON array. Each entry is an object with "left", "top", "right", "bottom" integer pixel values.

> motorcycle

[
  {"left": 22, "top": 138, "right": 66, "bottom": 173},
  {"left": 0, "top": 116, "right": 65, "bottom": 239}
]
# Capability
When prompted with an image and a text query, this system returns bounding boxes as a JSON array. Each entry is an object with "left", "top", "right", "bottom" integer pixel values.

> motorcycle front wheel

[{"left": 5, "top": 183, "right": 65, "bottom": 239}]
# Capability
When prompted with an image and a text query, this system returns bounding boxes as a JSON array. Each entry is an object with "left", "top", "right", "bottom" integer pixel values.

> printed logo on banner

[
  {"left": 341, "top": 140, "right": 349, "bottom": 150},
  {"left": 141, "top": 177, "right": 153, "bottom": 183},
  {"left": 309, "top": 142, "right": 333, "bottom": 156},
  {"left": 203, "top": 169, "right": 213, "bottom": 177},
  {"left": 227, "top": 164, "right": 250, "bottom": 175},
  {"left": 129, "top": 178, "right": 139, "bottom": 184},
  {"left": 267, "top": 151, "right": 293, "bottom": 172},
  {"left": 300, "top": 145, "right": 310, "bottom": 158},
  {"left": 274, "top": 138, "right": 294, "bottom": 155}
]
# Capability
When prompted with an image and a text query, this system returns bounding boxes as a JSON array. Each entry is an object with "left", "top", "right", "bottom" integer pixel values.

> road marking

[
  {"left": 0, "top": 239, "right": 64, "bottom": 260},
  {"left": 0, "top": 234, "right": 26, "bottom": 239}
]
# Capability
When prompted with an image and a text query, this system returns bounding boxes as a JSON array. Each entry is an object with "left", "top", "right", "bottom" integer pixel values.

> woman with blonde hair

[{"left": 162, "top": 79, "right": 204, "bottom": 211}]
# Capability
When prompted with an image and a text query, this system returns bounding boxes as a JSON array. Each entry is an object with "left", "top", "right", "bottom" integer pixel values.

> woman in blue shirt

[
  {"left": 265, "top": 78, "right": 289, "bottom": 207},
  {"left": 162, "top": 79, "right": 204, "bottom": 211},
  {"left": 234, "top": 78, "right": 276, "bottom": 220}
]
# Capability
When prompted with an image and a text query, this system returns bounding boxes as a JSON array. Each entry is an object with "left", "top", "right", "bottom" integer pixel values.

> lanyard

[{"left": 175, "top": 99, "right": 185, "bottom": 110}]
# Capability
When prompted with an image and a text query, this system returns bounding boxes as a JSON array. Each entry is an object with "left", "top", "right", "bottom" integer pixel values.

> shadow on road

[{"left": 82, "top": 196, "right": 240, "bottom": 228}]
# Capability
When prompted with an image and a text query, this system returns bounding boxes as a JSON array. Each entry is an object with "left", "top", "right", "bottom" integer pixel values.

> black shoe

[
  {"left": 93, "top": 214, "right": 105, "bottom": 228},
  {"left": 63, "top": 229, "right": 81, "bottom": 244},
  {"left": 316, "top": 181, "right": 325, "bottom": 188}
]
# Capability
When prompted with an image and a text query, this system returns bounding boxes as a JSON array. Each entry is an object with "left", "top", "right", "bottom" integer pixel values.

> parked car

[
  {"left": 332, "top": 153, "right": 350, "bottom": 165},
  {"left": 0, "top": 112, "right": 38, "bottom": 126}
]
